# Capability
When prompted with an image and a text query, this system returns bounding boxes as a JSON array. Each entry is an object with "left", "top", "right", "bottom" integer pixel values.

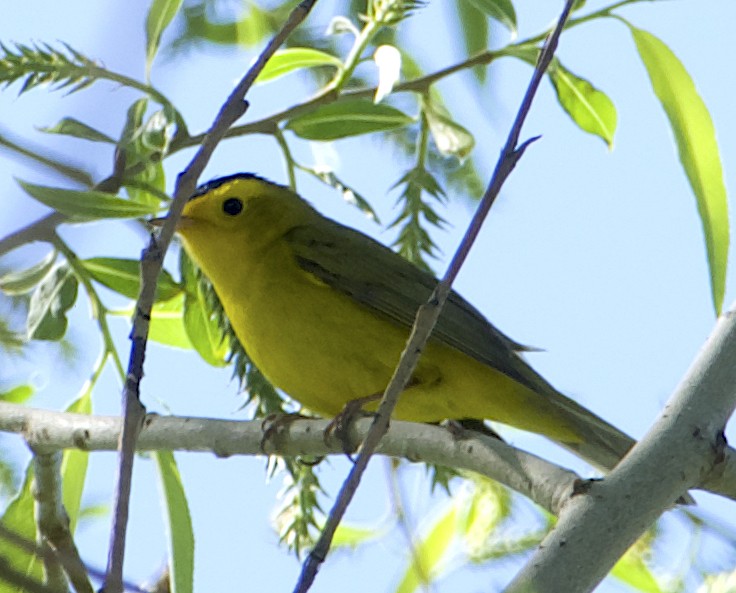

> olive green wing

[{"left": 283, "top": 220, "right": 548, "bottom": 394}]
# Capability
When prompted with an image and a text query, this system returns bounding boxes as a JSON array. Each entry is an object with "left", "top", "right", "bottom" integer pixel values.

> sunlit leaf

[
  {"left": 456, "top": 0, "right": 490, "bottom": 83},
  {"left": 0, "top": 384, "right": 34, "bottom": 404},
  {"left": 18, "top": 180, "right": 160, "bottom": 220},
  {"left": 631, "top": 26, "right": 729, "bottom": 315},
  {"left": 26, "top": 262, "right": 78, "bottom": 341},
  {"left": 154, "top": 451, "right": 194, "bottom": 593},
  {"left": 39, "top": 117, "right": 114, "bottom": 143},
  {"left": 548, "top": 60, "right": 617, "bottom": 147},
  {"left": 146, "top": 0, "right": 183, "bottom": 77},
  {"left": 424, "top": 100, "right": 475, "bottom": 160},
  {"left": 61, "top": 392, "right": 92, "bottom": 533},
  {"left": 286, "top": 99, "right": 413, "bottom": 140},
  {"left": 0, "top": 465, "right": 43, "bottom": 588},
  {"left": 82, "top": 257, "right": 181, "bottom": 302},
  {"left": 611, "top": 543, "right": 663, "bottom": 593},
  {"left": 395, "top": 503, "right": 458, "bottom": 593},
  {"left": 181, "top": 254, "right": 228, "bottom": 366},
  {"left": 305, "top": 168, "right": 380, "bottom": 222},
  {"left": 0, "top": 251, "right": 57, "bottom": 295},
  {"left": 463, "top": 0, "right": 517, "bottom": 33},
  {"left": 255, "top": 48, "right": 342, "bottom": 84}
]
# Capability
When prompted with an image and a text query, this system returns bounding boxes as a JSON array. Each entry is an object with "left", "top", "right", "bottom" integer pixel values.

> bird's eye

[{"left": 222, "top": 197, "right": 243, "bottom": 216}]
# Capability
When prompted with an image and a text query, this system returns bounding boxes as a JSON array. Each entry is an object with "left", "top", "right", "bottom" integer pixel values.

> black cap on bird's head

[{"left": 189, "top": 173, "right": 285, "bottom": 202}]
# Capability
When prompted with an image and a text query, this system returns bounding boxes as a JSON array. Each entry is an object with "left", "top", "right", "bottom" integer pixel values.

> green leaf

[
  {"left": 395, "top": 502, "right": 458, "bottom": 593},
  {"left": 286, "top": 99, "right": 413, "bottom": 140},
  {"left": 114, "top": 293, "right": 193, "bottom": 349},
  {"left": 548, "top": 60, "right": 617, "bottom": 147},
  {"left": 463, "top": 0, "right": 517, "bottom": 32},
  {"left": 0, "top": 465, "right": 43, "bottom": 589},
  {"left": 0, "top": 251, "right": 57, "bottom": 295},
  {"left": 82, "top": 257, "right": 181, "bottom": 302},
  {"left": 26, "top": 263, "right": 78, "bottom": 341},
  {"left": 331, "top": 522, "right": 382, "bottom": 551},
  {"left": 456, "top": 0, "right": 489, "bottom": 83},
  {"left": 424, "top": 100, "right": 475, "bottom": 159},
  {"left": 630, "top": 26, "right": 729, "bottom": 315},
  {"left": 305, "top": 169, "right": 380, "bottom": 222},
  {"left": 18, "top": 180, "right": 160, "bottom": 220},
  {"left": 149, "top": 294, "right": 193, "bottom": 349},
  {"left": 125, "top": 161, "right": 169, "bottom": 208},
  {"left": 255, "top": 48, "right": 342, "bottom": 84},
  {"left": 181, "top": 254, "right": 228, "bottom": 366},
  {"left": 154, "top": 451, "right": 194, "bottom": 593},
  {"left": 39, "top": 117, "right": 114, "bottom": 143},
  {"left": 0, "top": 384, "right": 34, "bottom": 404},
  {"left": 61, "top": 393, "right": 92, "bottom": 534},
  {"left": 146, "top": 0, "right": 183, "bottom": 77},
  {"left": 611, "top": 544, "right": 663, "bottom": 593}
]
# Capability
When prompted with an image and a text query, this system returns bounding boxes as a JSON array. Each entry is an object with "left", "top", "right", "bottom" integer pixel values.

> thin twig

[
  {"left": 32, "top": 452, "right": 95, "bottom": 593},
  {"left": 291, "top": 3, "right": 577, "bottom": 592},
  {"left": 102, "top": 2, "right": 319, "bottom": 592}
]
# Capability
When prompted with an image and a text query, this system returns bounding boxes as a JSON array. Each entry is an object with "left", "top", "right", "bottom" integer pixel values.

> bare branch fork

[
  {"left": 504, "top": 303, "right": 736, "bottom": 593},
  {"left": 102, "top": 2, "right": 319, "bottom": 591},
  {"left": 292, "top": 2, "right": 577, "bottom": 592}
]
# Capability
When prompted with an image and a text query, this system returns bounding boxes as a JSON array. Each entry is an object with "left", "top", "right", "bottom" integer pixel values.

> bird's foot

[
  {"left": 260, "top": 412, "right": 308, "bottom": 453},
  {"left": 324, "top": 395, "right": 380, "bottom": 459}
]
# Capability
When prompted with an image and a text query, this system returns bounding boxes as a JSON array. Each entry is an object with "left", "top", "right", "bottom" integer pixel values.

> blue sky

[{"left": 1, "top": 1, "right": 735, "bottom": 591}]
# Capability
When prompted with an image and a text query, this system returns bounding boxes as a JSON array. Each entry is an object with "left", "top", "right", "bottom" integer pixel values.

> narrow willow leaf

[
  {"left": 611, "top": 545, "right": 663, "bottom": 593},
  {"left": 331, "top": 522, "right": 382, "bottom": 550},
  {"left": 0, "top": 250, "right": 57, "bottom": 295},
  {"left": 82, "top": 257, "right": 181, "bottom": 301},
  {"left": 146, "top": 0, "right": 183, "bottom": 77},
  {"left": 125, "top": 161, "right": 169, "bottom": 208},
  {"left": 255, "top": 48, "right": 342, "bottom": 84},
  {"left": 26, "top": 263, "right": 79, "bottom": 341},
  {"left": 61, "top": 392, "right": 92, "bottom": 533},
  {"left": 181, "top": 254, "right": 228, "bottom": 366},
  {"left": 115, "top": 293, "right": 193, "bottom": 349},
  {"left": 39, "top": 117, "right": 114, "bottom": 143},
  {"left": 18, "top": 180, "right": 160, "bottom": 220},
  {"left": 424, "top": 100, "right": 475, "bottom": 159},
  {"left": 548, "top": 61, "right": 617, "bottom": 147},
  {"left": 148, "top": 294, "right": 193, "bottom": 349},
  {"left": 306, "top": 169, "right": 380, "bottom": 222},
  {"left": 464, "top": 0, "right": 517, "bottom": 32},
  {"left": 0, "top": 465, "right": 43, "bottom": 587},
  {"left": 0, "top": 384, "right": 34, "bottom": 404},
  {"left": 631, "top": 26, "right": 729, "bottom": 315},
  {"left": 456, "top": 0, "right": 489, "bottom": 83},
  {"left": 373, "top": 45, "right": 401, "bottom": 103},
  {"left": 286, "top": 99, "right": 413, "bottom": 140},
  {"left": 395, "top": 503, "right": 458, "bottom": 593},
  {"left": 154, "top": 451, "right": 194, "bottom": 593}
]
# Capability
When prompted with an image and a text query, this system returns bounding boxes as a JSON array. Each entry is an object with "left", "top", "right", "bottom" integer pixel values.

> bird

[{"left": 160, "top": 172, "right": 636, "bottom": 471}]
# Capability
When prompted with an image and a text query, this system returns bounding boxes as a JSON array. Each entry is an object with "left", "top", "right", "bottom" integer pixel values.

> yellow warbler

[{"left": 167, "top": 173, "right": 634, "bottom": 470}]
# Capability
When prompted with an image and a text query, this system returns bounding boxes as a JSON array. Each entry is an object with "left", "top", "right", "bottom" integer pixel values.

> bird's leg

[
  {"left": 323, "top": 393, "right": 382, "bottom": 457},
  {"left": 260, "top": 412, "right": 310, "bottom": 453},
  {"left": 444, "top": 418, "right": 506, "bottom": 442}
]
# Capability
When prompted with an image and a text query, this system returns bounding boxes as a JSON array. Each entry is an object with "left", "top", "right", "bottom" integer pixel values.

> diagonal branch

[
  {"left": 505, "top": 303, "right": 736, "bottom": 593},
  {"left": 103, "top": 2, "right": 320, "bottom": 592},
  {"left": 292, "top": 2, "right": 577, "bottom": 592}
]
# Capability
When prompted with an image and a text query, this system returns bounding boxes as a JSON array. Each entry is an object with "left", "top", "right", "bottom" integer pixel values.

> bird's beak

[{"left": 148, "top": 215, "right": 193, "bottom": 230}]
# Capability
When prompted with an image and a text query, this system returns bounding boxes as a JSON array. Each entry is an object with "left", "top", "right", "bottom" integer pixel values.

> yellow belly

[{"left": 211, "top": 239, "right": 580, "bottom": 443}]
